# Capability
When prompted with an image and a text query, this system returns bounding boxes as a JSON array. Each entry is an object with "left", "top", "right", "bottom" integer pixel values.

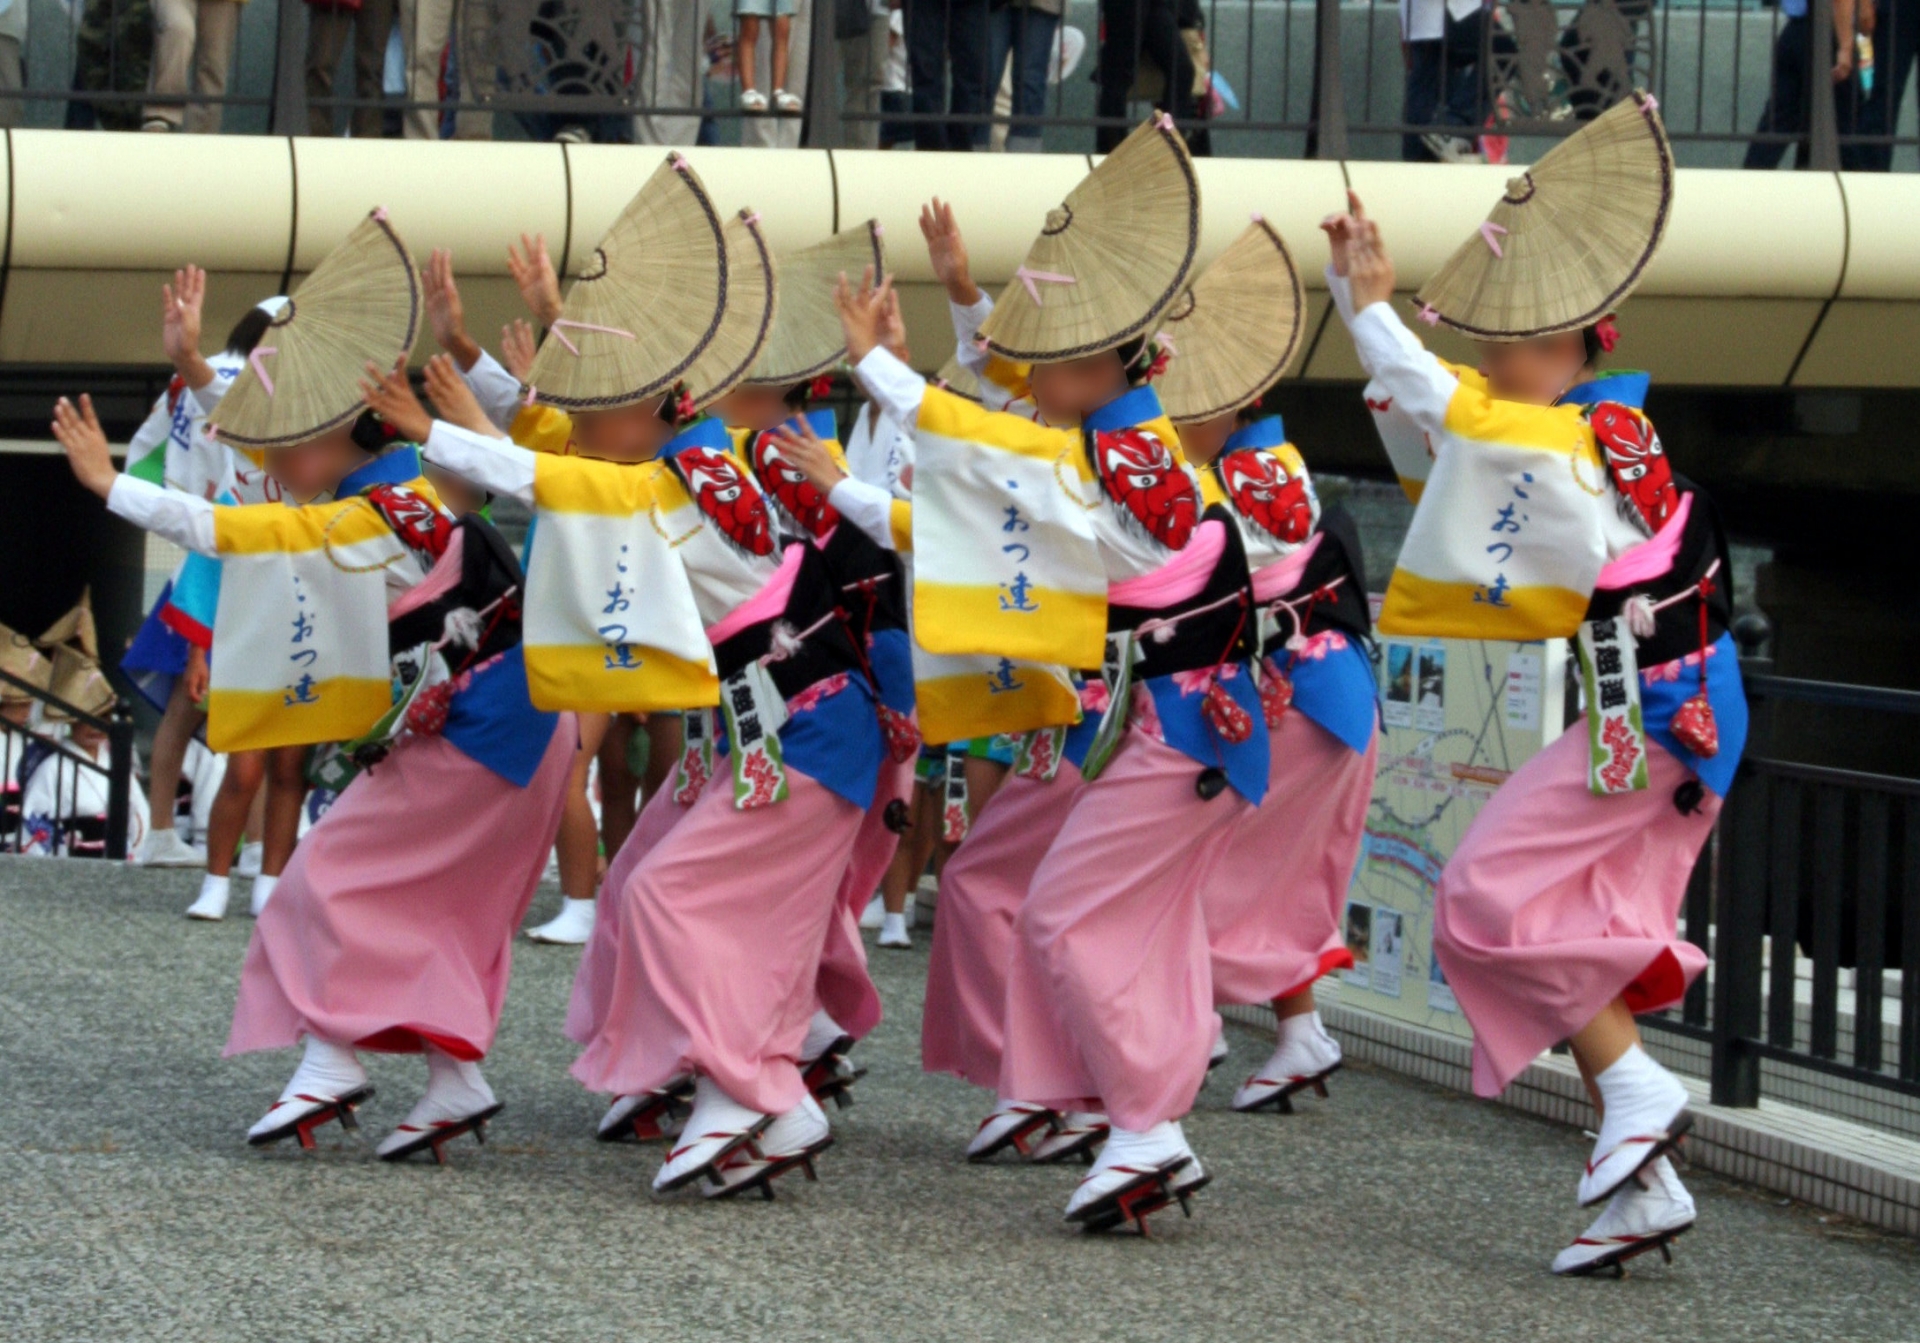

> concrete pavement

[{"left": 4, "top": 856, "right": 1918, "bottom": 1343}]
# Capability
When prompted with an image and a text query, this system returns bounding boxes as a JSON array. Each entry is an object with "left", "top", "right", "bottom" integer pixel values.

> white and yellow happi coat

[{"left": 1334, "top": 274, "right": 1646, "bottom": 642}]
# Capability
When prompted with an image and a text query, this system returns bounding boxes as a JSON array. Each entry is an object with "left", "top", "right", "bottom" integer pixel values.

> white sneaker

[
  {"left": 653, "top": 1077, "right": 771, "bottom": 1192},
  {"left": 595, "top": 1076, "right": 695, "bottom": 1143},
  {"left": 136, "top": 828, "right": 206, "bottom": 868},
  {"left": 878, "top": 912, "right": 912, "bottom": 949},
  {"left": 965, "top": 1100, "right": 1059, "bottom": 1161},
  {"left": 526, "top": 897, "right": 597, "bottom": 945},
  {"left": 234, "top": 841, "right": 264, "bottom": 878},
  {"left": 702, "top": 1095, "right": 832, "bottom": 1200},
  {"left": 1554, "top": 1158, "right": 1695, "bottom": 1276},
  {"left": 185, "top": 874, "right": 231, "bottom": 922},
  {"left": 1233, "top": 1011, "right": 1343, "bottom": 1113},
  {"left": 1029, "top": 1111, "right": 1110, "bottom": 1165},
  {"left": 1422, "top": 131, "right": 1484, "bottom": 164},
  {"left": 1578, "top": 1046, "right": 1692, "bottom": 1206},
  {"left": 1064, "top": 1121, "right": 1206, "bottom": 1232},
  {"left": 247, "top": 1037, "right": 371, "bottom": 1148},
  {"left": 376, "top": 1049, "right": 503, "bottom": 1163},
  {"left": 248, "top": 873, "right": 279, "bottom": 918},
  {"left": 858, "top": 892, "right": 887, "bottom": 930}
]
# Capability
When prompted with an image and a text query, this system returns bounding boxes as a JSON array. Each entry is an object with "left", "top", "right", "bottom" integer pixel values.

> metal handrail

[{"left": 0, "top": 664, "right": 136, "bottom": 861}]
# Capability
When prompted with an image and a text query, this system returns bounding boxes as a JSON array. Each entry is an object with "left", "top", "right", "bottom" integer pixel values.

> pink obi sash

[
  {"left": 1595, "top": 493, "right": 1692, "bottom": 591},
  {"left": 1106, "top": 519, "right": 1226, "bottom": 608},
  {"left": 1250, "top": 531, "right": 1324, "bottom": 604},
  {"left": 706, "top": 542, "right": 805, "bottom": 644}
]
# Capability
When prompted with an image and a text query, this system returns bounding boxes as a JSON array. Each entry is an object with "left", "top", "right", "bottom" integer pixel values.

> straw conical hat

[
  {"left": 1415, "top": 91, "right": 1673, "bottom": 341},
  {"left": 1155, "top": 216, "right": 1304, "bottom": 424},
  {"left": 45, "top": 647, "right": 114, "bottom": 721},
  {"left": 527, "top": 155, "right": 733, "bottom": 412},
  {"left": 211, "top": 210, "right": 421, "bottom": 448},
  {"left": 37, "top": 589, "right": 98, "bottom": 660},
  {"left": 978, "top": 115, "right": 1201, "bottom": 364},
  {"left": 686, "top": 209, "right": 779, "bottom": 411},
  {"left": 933, "top": 354, "right": 984, "bottom": 403},
  {"left": 0, "top": 620, "right": 53, "bottom": 701},
  {"left": 747, "top": 221, "right": 884, "bottom": 386}
]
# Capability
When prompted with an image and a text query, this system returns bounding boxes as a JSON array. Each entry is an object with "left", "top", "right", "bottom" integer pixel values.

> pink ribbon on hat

[
  {"left": 1154, "top": 330, "right": 1178, "bottom": 356},
  {"left": 524, "top": 384, "right": 538, "bottom": 406},
  {"left": 1417, "top": 304, "right": 1441, "bottom": 326},
  {"left": 1479, "top": 222, "right": 1509, "bottom": 258},
  {"left": 1015, "top": 265, "right": 1076, "bottom": 304},
  {"left": 1155, "top": 112, "right": 1175, "bottom": 131},
  {"left": 548, "top": 319, "right": 637, "bottom": 356},
  {"left": 743, "top": 211, "right": 762, "bottom": 226},
  {"left": 1642, "top": 93, "right": 1659, "bottom": 111},
  {"left": 249, "top": 346, "right": 278, "bottom": 396}
]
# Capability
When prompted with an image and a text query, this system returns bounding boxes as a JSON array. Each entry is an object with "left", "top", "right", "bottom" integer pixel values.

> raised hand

[
  {"left": 506, "top": 232, "right": 564, "bottom": 328},
  {"left": 834, "top": 266, "right": 895, "bottom": 366},
  {"left": 879, "top": 286, "right": 911, "bottom": 364},
  {"left": 501, "top": 318, "right": 539, "bottom": 383},
  {"left": 919, "top": 198, "right": 982, "bottom": 306},
  {"left": 52, "top": 395, "right": 118, "bottom": 499},
  {"left": 359, "top": 359, "right": 433, "bottom": 444},
  {"left": 1342, "top": 193, "right": 1397, "bottom": 311},
  {"left": 161, "top": 266, "right": 216, "bottom": 390},
  {"left": 424, "top": 249, "right": 481, "bottom": 370},
  {"left": 422, "top": 353, "right": 504, "bottom": 437},
  {"left": 769, "top": 416, "right": 846, "bottom": 493}
]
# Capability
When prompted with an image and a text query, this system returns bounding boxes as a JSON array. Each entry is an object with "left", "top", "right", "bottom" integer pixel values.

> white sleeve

[
  {"left": 852, "top": 347, "right": 927, "bottom": 429},
  {"left": 1325, "top": 267, "right": 1359, "bottom": 326},
  {"left": 1344, "top": 298, "right": 1459, "bottom": 436},
  {"left": 828, "top": 476, "right": 900, "bottom": 552},
  {"left": 106, "top": 474, "right": 218, "bottom": 555},
  {"left": 421, "top": 420, "right": 537, "bottom": 504},
  {"left": 187, "top": 366, "right": 239, "bottom": 419},
  {"left": 949, "top": 294, "right": 995, "bottom": 375},
  {"left": 461, "top": 349, "right": 524, "bottom": 431}
]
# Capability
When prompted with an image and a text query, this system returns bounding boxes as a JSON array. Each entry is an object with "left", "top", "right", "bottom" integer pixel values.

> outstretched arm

[
  {"left": 361, "top": 358, "right": 534, "bottom": 502},
  {"left": 771, "top": 417, "right": 906, "bottom": 553},
  {"left": 839, "top": 267, "right": 927, "bottom": 428},
  {"left": 506, "top": 233, "right": 564, "bottom": 329},
  {"left": 56, "top": 394, "right": 219, "bottom": 554},
  {"left": 1323, "top": 192, "right": 1457, "bottom": 435},
  {"left": 162, "top": 266, "right": 217, "bottom": 393}
]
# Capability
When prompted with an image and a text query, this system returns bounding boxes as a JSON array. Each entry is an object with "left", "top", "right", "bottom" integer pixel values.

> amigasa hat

[
  {"left": 745, "top": 221, "right": 885, "bottom": 387},
  {"left": 1154, "top": 215, "right": 1305, "bottom": 424},
  {"left": 977, "top": 114, "right": 1201, "bottom": 364},
  {"left": 684, "top": 208, "right": 780, "bottom": 412},
  {"left": 1414, "top": 91, "right": 1673, "bottom": 341},
  {"left": 211, "top": 210, "right": 421, "bottom": 448}
]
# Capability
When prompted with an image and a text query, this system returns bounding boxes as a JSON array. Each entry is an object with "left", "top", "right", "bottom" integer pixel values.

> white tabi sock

[{"left": 249, "top": 873, "right": 279, "bottom": 917}]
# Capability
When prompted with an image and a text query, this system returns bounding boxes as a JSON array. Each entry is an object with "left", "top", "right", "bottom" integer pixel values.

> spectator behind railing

[
  {"left": 305, "top": 0, "right": 396, "bottom": 137},
  {"left": 835, "top": 0, "right": 887, "bottom": 147},
  {"left": 68, "top": 0, "right": 154, "bottom": 129},
  {"left": 907, "top": 0, "right": 989, "bottom": 149},
  {"left": 979, "top": 0, "right": 1059, "bottom": 151},
  {"left": 142, "top": 0, "right": 245, "bottom": 132},
  {"left": 1841, "top": 0, "right": 1916, "bottom": 170},
  {"left": 0, "top": 0, "right": 23, "bottom": 127},
  {"left": 1400, "top": 0, "right": 1488, "bottom": 163},
  {"left": 633, "top": 0, "right": 703, "bottom": 144},
  {"left": 1744, "top": 0, "right": 1869, "bottom": 169},
  {"left": 401, "top": 0, "right": 492, "bottom": 138},
  {"left": 735, "top": 0, "right": 800, "bottom": 114}
]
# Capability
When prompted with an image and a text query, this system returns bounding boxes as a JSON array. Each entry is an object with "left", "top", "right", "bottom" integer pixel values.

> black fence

[
  {"left": 6, "top": 0, "right": 1914, "bottom": 168},
  {"left": 0, "top": 666, "right": 136, "bottom": 861},
  {"left": 1647, "top": 646, "right": 1920, "bottom": 1110}
]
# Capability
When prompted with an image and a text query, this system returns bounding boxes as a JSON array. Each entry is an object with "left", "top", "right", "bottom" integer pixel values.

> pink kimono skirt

[
  {"left": 999, "top": 729, "right": 1251, "bottom": 1131},
  {"left": 564, "top": 780, "right": 694, "bottom": 1047},
  {"left": 225, "top": 717, "right": 573, "bottom": 1061},
  {"left": 920, "top": 764, "right": 1085, "bottom": 1090},
  {"left": 813, "top": 755, "right": 914, "bottom": 1041},
  {"left": 1204, "top": 715, "right": 1377, "bottom": 1006},
  {"left": 569, "top": 765, "right": 865, "bottom": 1115},
  {"left": 1434, "top": 724, "right": 1719, "bottom": 1097}
]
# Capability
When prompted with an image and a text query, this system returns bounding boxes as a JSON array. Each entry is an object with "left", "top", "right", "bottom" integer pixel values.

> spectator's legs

[
  {"left": 908, "top": 0, "right": 952, "bottom": 149},
  {"left": 0, "top": 34, "right": 22, "bottom": 129},
  {"left": 351, "top": 0, "right": 398, "bottom": 138},
  {"left": 1009, "top": 8, "right": 1059, "bottom": 151},
  {"left": 739, "top": 14, "right": 764, "bottom": 94},
  {"left": 1743, "top": 14, "right": 1810, "bottom": 169},
  {"left": 182, "top": 0, "right": 241, "bottom": 133},
  {"left": 143, "top": 0, "right": 200, "bottom": 129},
  {"left": 945, "top": 0, "right": 991, "bottom": 149},
  {"left": 1402, "top": 39, "right": 1441, "bottom": 161},
  {"left": 839, "top": 9, "right": 888, "bottom": 148},
  {"left": 772, "top": 14, "right": 793, "bottom": 93},
  {"left": 450, "top": 0, "right": 494, "bottom": 137},
  {"left": 1131, "top": 0, "right": 1193, "bottom": 126},
  {"left": 1439, "top": 5, "right": 1485, "bottom": 132},
  {"left": 632, "top": 0, "right": 701, "bottom": 144},
  {"left": 1096, "top": 0, "right": 1142, "bottom": 152},
  {"left": 982, "top": 4, "right": 1014, "bottom": 148},
  {"left": 400, "top": 0, "right": 452, "bottom": 139},
  {"left": 740, "top": 0, "right": 809, "bottom": 146},
  {"left": 306, "top": 2, "right": 355, "bottom": 136}
]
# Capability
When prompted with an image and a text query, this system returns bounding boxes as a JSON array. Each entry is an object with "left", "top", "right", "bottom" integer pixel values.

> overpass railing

[{"left": 6, "top": 0, "right": 1908, "bottom": 169}]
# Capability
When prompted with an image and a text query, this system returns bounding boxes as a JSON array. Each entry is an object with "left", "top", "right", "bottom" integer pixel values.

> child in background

[{"left": 735, "top": 0, "right": 801, "bottom": 115}]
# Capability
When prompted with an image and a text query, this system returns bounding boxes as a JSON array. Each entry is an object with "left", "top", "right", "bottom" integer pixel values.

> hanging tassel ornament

[
  {"left": 1258, "top": 665, "right": 1294, "bottom": 727},
  {"left": 1203, "top": 676, "right": 1254, "bottom": 744},
  {"left": 876, "top": 702, "right": 921, "bottom": 763},
  {"left": 1669, "top": 579, "right": 1720, "bottom": 759}
]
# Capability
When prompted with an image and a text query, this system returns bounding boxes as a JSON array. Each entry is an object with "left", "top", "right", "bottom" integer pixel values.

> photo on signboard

[
  {"left": 1428, "top": 948, "right": 1458, "bottom": 1013},
  {"left": 1370, "top": 906, "right": 1405, "bottom": 997},
  {"left": 1384, "top": 643, "right": 1414, "bottom": 728},
  {"left": 1341, "top": 900, "right": 1373, "bottom": 987},
  {"left": 1416, "top": 644, "right": 1447, "bottom": 731}
]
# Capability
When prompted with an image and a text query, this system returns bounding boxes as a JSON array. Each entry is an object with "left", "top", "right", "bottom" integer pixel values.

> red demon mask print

[
  {"left": 676, "top": 447, "right": 775, "bottom": 557},
  {"left": 1217, "top": 448, "right": 1313, "bottom": 546},
  {"left": 1589, "top": 402, "right": 1678, "bottom": 535},
  {"left": 750, "top": 432, "right": 839, "bottom": 539},
  {"left": 365, "top": 482, "right": 455, "bottom": 561},
  {"left": 1091, "top": 427, "right": 1199, "bottom": 551}
]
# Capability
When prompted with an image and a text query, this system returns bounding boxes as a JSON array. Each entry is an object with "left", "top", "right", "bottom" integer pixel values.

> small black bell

[
  {"left": 1195, "top": 767, "right": 1228, "bottom": 801},
  {"left": 883, "top": 798, "right": 913, "bottom": 834},
  {"left": 1672, "top": 779, "right": 1705, "bottom": 816}
]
